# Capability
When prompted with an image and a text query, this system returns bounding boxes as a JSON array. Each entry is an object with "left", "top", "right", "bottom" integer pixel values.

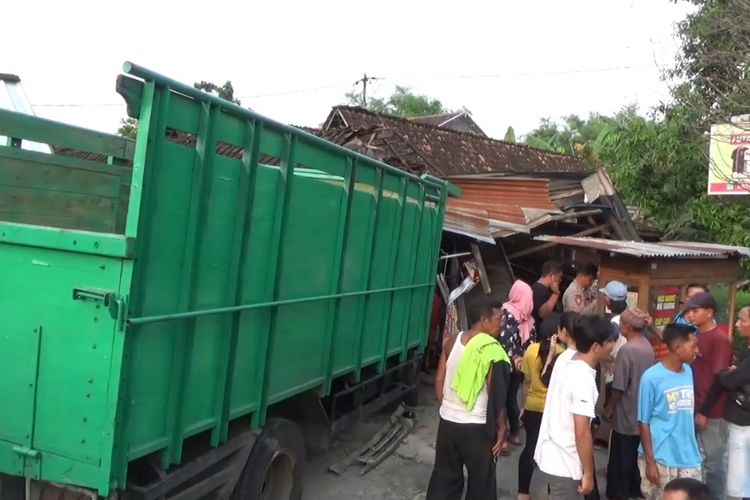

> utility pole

[{"left": 353, "top": 73, "right": 382, "bottom": 107}]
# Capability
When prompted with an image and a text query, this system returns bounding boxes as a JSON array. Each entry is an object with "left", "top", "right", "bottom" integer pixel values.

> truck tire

[{"left": 233, "top": 418, "right": 305, "bottom": 500}]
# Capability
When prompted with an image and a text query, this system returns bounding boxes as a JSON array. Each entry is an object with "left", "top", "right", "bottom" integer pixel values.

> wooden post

[{"left": 728, "top": 281, "right": 738, "bottom": 342}]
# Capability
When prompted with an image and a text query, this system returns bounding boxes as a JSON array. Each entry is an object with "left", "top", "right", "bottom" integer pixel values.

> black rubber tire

[{"left": 233, "top": 418, "right": 306, "bottom": 500}]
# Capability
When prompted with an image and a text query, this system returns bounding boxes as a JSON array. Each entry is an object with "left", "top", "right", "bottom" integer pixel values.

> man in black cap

[{"left": 685, "top": 292, "right": 732, "bottom": 500}]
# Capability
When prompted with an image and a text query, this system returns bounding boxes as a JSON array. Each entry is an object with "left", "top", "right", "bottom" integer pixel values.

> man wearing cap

[
  {"left": 601, "top": 282, "right": 629, "bottom": 390},
  {"left": 601, "top": 281, "right": 628, "bottom": 312},
  {"left": 563, "top": 262, "right": 599, "bottom": 315},
  {"left": 604, "top": 308, "right": 656, "bottom": 500},
  {"left": 685, "top": 292, "right": 732, "bottom": 500},
  {"left": 674, "top": 284, "right": 709, "bottom": 332}
]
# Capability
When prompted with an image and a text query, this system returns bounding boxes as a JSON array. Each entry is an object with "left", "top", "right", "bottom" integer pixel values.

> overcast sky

[{"left": 5, "top": 0, "right": 695, "bottom": 140}]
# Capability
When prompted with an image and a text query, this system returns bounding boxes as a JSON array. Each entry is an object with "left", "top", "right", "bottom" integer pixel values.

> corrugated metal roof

[
  {"left": 533, "top": 235, "right": 750, "bottom": 258},
  {"left": 442, "top": 173, "right": 603, "bottom": 242},
  {"left": 444, "top": 177, "right": 563, "bottom": 242}
]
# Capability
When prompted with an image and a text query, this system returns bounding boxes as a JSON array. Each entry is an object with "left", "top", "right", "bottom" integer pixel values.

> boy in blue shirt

[{"left": 638, "top": 324, "right": 701, "bottom": 500}]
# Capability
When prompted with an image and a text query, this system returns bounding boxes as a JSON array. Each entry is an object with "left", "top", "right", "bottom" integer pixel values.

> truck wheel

[{"left": 234, "top": 418, "right": 305, "bottom": 500}]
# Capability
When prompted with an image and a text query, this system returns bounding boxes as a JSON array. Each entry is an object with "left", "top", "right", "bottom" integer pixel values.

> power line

[
  {"left": 240, "top": 82, "right": 351, "bottom": 99},
  {"left": 424, "top": 63, "right": 675, "bottom": 80},
  {"left": 28, "top": 63, "right": 676, "bottom": 109},
  {"left": 30, "top": 82, "right": 352, "bottom": 108}
]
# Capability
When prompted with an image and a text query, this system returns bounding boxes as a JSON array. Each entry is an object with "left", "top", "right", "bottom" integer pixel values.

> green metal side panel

[
  {"left": 332, "top": 168, "right": 378, "bottom": 375},
  {"left": 0, "top": 96, "right": 135, "bottom": 496},
  {"left": 0, "top": 244, "right": 124, "bottom": 494},
  {"left": 360, "top": 173, "right": 402, "bottom": 366},
  {"left": 266, "top": 172, "right": 345, "bottom": 401},
  {"left": 0, "top": 62, "right": 449, "bottom": 495}
]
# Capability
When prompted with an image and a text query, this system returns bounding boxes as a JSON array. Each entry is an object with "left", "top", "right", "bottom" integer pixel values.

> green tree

[
  {"left": 193, "top": 80, "right": 241, "bottom": 105},
  {"left": 116, "top": 79, "right": 241, "bottom": 138},
  {"left": 117, "top": 117, "right": 139, "bottom": 139},
  {"left": 591, "top": 0, "right": 750, "bottom": 258},
  {"left": 668, "top": 0, "right": 750, "bottom": 128},
  {"left": 503, "top": 126, "right": 516, "bottom": 143},
  {"left": 523, "top": 0, "right": 750, "bottom": 264},
  {"left": 346, "top": 85, "right": 451, "bottom": 117},
  {"left": 524, "top": 113, "right": 614, "bottom": 166}
]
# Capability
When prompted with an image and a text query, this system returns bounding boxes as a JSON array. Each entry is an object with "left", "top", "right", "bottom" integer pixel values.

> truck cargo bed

[{"left": 0, "top": 63, "right": 448, "bottom": 496}]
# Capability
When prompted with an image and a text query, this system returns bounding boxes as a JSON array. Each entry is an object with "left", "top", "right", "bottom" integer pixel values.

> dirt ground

[{"left": 303, "top": 379, "right": 609, "bottom": 500}]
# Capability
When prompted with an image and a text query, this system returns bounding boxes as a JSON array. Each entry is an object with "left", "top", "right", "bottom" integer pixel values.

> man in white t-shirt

[{"left": 533, "top": 315, "right": 616, "bottom": 499}]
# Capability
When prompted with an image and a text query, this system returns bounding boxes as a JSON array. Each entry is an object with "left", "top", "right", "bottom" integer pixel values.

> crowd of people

[{"left": 426, "top": 261, "right": 750, "bottom": 500}]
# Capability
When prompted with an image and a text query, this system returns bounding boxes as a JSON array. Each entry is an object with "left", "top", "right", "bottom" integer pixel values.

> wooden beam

[
  {"left": 470, "top": 243, "right": 492, "bottom": 294},
  {"left": 507, "top": 224, "right": 609, "bottom": 259}
]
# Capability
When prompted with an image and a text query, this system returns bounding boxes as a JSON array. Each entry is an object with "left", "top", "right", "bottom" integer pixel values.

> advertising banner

[{"left": 708, "top": 122, "right": 750, "bottom": 195}]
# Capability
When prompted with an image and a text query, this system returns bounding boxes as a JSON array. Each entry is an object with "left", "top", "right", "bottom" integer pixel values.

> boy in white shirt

[{"left": 533, "top": 315, "right": 616, "bottom": 499}]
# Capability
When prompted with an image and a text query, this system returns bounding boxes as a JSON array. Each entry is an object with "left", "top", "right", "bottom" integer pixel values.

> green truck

[{"left": 0, "top": 63, "right": 449, "bottom": 499}]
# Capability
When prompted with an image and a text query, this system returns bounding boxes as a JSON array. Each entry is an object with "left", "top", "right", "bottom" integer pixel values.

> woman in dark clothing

[
  {"left": 498, "top": 280, "right": 536, "bottom": 446},
  {"left": 720, "top": 305, "right": 750, "bottom": 500}
]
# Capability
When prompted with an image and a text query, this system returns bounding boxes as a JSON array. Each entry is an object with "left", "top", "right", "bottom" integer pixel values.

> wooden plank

[
  {"left": 507, "top": 224, "right": 609, "bottom": 259},
  {"left": 0, "top": 185, "right": 117, "bottom": 213},
  {"left": 649, "top": 259, "right": 740, "bottom": 281},
  {"left": 0, "top": 108, "right": 134, "bottom": 161},
  {"left": 0, "top": 154, "right": 124, "bottom": 199},
  {"left": 0, "top": 145, "right": 130, "bottom": 178},
  {"left": 0, "top": 212, "right": 113, "bottom": 233},
  {"left": 0, "top": 186, "right": 118, "bottom": 232},
  {"left": 0, "top": 221, "right": 131, "bottom": 258},
  {"left": 728, "top": 284, "right": 738, "bottom": 342}
]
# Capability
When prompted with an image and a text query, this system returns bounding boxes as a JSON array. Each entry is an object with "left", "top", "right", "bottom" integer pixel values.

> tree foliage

[
  {"left": 523, "top": 1, "right": 750, "bottom": 260},
  {"left": 668, "top": 0, "right": 750, "bottom": 128},
  {"left": 116, "top": 79, "right": 240, "bottom": 138},
  {"left": 596, "top": 107, "right": 750, "bottom": 245},
  {"left": 117, "top": 117, "right": 139, "bottom": 139},
  {"left": 503, "top": 126, "right": 516, "bottom": 143},
  {"left": 193, "top": 80, "right": 241, "bottom": 105},
  {"left": 346, "top": 85, "right": 451, "bottom": 117},
  {"left": 524, "top": 113, "right": 614, "bottom": 166}
]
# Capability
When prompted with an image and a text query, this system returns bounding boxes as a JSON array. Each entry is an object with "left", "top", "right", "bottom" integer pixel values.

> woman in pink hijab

[{"left": 498, "top": 279, "right": 536, "bottom": 446}]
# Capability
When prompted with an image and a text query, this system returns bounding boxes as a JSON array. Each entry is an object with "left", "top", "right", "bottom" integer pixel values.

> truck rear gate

[{"left": 0, "top": 63, "right": 448, "bottom": 497}]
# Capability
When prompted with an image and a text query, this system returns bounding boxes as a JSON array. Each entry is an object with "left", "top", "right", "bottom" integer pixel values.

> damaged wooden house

[{"left": 311, "top": 106, "right": 640, "bottom": 352}]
